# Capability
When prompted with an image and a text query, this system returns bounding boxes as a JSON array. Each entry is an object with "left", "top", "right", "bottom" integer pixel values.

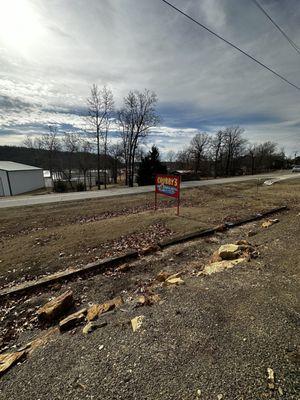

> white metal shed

[{"left": 0, "top": 161, "right": 44, "bottom": 196}]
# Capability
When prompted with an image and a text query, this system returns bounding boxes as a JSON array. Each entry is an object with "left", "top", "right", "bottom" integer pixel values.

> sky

[{"left": 0, "top": 0, "right": 300, "bottom": 157}]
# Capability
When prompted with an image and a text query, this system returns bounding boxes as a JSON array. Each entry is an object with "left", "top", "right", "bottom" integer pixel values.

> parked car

[{"left": 292, "top": 165, "right": 300, "bottom": 172}]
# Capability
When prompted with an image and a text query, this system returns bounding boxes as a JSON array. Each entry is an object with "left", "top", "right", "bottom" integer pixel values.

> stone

[
  {"left": 236, "top": 240, "right": 250, "bottom": 246},
  {"left": 59, "top": 308, "right": 87, "bottom": 332},
  {"left": 247, "top": 230, "right": 258, "bottom": 237},
  {"left": 165, "top": 276, "right": 185, "bottom": 285},
  {"left": 218, "top": 244, "right": 240, "bottom": 260},
  {"left": 210, "top": 250, "right": 222, "bottom": 263},
  {"left": 136, "top": 293, "right": 160, "bottom": 306},
  {"left": 156, "top": 271, "right": 172, "bottom": 282},
  {"left": 37, "top": 290, "right": 74, "bottom": 323},
  {"left": 131, "top": 316, "right": 145, "bottom": 332},
  {"left": 262, "top": 219, "right": 279, "bottom": 228},
  {"left": 0, "top": 351, "right": 26, "bottom": 376},
  {"left": 267, "top": 367, "right": 275, "bottom": 389},
  {"left": 87, "top": 296, "right": 123, "bottom": 321},
  {"left": 203, "top": 258, "right": 246, "bottom": 275}
]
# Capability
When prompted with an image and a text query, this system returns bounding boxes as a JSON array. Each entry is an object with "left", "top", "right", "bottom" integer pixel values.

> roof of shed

[{"left": 0, "top": 161, "right": 42, "bottom": 171}]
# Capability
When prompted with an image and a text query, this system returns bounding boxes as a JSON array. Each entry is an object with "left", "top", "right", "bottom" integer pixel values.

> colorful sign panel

[
  {"left": 155, "top": 174, "right": 180, "bottom": 198},
  {"left": 155, "top": 174, "right": 181, "bottom": 215}
]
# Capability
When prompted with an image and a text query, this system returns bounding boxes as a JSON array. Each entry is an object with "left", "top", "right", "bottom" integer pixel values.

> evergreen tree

[{"left": 137, "top": 145, "right": 167, "bottom": 186}]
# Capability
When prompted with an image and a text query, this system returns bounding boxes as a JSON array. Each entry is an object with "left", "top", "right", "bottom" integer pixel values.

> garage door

[{"left": 0, "top": 178, "right": 4, "bottom": 196}]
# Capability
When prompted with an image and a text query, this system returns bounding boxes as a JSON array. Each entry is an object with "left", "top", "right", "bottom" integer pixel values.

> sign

[{"left": 155, "top": 174, "right": 181, "bottom": 215}]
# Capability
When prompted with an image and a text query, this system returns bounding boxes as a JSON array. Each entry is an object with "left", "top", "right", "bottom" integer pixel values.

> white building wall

[
  {"left": 0, "top": 170, "right": 10, "bottom": 196},
  {"left": 8, "top": 169, "right": 44, "bottom": 195}
]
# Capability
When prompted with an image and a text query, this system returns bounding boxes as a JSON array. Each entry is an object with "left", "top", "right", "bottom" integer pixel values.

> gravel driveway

[{"left": 0, "top": 210, "right": 299, "bottom": 399}]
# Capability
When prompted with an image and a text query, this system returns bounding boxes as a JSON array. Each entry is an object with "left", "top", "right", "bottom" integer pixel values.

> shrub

[
  {"left": 53, "top": 180, "right": 68, "bottom": 193},
  {"left": 76, "top": 182, "right": 85, "bottom": 192}
]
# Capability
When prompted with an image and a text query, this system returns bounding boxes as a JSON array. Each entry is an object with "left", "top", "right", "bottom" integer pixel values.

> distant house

[
  {"left": 0, "top": 161, "right": 44, "bottom": 196},
  {"left": 170, "top": 169, "right": 196, "bottom": 181}
]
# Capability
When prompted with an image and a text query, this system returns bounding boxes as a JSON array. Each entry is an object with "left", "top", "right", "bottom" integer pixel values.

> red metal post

[{"left": 176, "top": 176, "right": 181, "bottom": 216}]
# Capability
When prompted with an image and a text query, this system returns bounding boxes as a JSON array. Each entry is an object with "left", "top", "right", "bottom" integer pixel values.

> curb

[
  {"left": 159, "top": 205, "right": 287, "bottom": 248},
  {"left": 0, "top": 250, "right": 138, "bottom": 299}
]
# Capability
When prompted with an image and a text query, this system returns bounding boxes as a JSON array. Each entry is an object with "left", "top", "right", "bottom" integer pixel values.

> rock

[
  {"left": 136, "top": 293, "right": 160, "bottom": 306},
  {"left": 247, "top": 230, "right": 258, "bottom": 237},
  {"left": 262, "top": 219, "right": 279, "bottom": 228},
  {"left": 210, "top": 250, "right": 222, "bottom": 263},
  {"left": 37, "top": 290, "right": 74, "bottom": 323},
  {"left": 217, "top": 395, "right": 223, "bottom": 400},
  {"left": 82, "top": 321, "right": 107, "bottom": 335},
  {"left": 0, "top": 351, "right": 26, "bottom": 376},
  {"left": 131, "top": 316, "right": 145, "bottom": 332},
  {"left": 218, "top": 244, "right": 240, "bottom": 260},
  {"left": 165, "top": 276, "right": 185, "bottom": 285},
  {"left": 59, "top": 308, "right": 87, "bottom": 332},
  {"left": 156, "top": 271, "right": 172, "bottom": 282},
  {"left": 267, "top": 367, "right": 275, "bottom": 389},
  {"left": 87, "top": 296, "right": 123, "bottom": 321},
  {"left": 236, "top": 240, "right": 250, "bottom": 246},
  {"left": 202, "top": 258, "right": 246, "bottom": 275},
  {"left": 278, "top": 387, "right": 283, "bottom": 396}
]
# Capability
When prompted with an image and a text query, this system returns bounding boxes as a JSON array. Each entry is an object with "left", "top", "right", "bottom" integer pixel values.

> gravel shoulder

[{"left": 0, "top": 207, "right": 299, "bottom": 399}]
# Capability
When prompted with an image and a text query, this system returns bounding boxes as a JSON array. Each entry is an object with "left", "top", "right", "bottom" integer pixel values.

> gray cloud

[{"left": 0, "top": 0, "right": 299, "bottom": 155}]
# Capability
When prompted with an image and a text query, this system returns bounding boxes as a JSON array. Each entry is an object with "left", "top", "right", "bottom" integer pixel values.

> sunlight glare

[{"left": 0, "top": 0, "right": 44, "bottom": 56}]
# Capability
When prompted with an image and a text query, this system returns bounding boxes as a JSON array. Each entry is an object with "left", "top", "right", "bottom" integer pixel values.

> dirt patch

[{"left": 0, "top": 207, "right": 299, "bottom": 399}]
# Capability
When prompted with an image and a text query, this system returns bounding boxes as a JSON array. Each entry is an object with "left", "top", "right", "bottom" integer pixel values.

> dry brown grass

[{"left": 0, "top": 179, "right": 299, "bottom": 286}]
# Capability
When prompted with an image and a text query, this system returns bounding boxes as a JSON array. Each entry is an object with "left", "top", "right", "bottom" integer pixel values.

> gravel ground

[{"left": 0, "top": 210, "right": 299, "bottom": 400}]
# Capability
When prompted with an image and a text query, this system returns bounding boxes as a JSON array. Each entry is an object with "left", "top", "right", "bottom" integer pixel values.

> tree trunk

[{"left": 97, "top": 130, "right": 101, "bottom": 190}]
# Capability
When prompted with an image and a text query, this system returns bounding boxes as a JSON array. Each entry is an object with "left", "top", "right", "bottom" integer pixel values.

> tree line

[
  {"left": 171, "top": 127, "right": 287, "bottom": 177},
  {"left": 22, "top": 85, "right": 159, "bottom": 189},
  {"left": 15, "top": 84, "right": 293, "bottom": 188}
]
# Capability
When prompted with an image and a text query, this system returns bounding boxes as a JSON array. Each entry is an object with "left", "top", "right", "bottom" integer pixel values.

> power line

[
  {"left": 251, "top": 0, "right": 300, "bottom": 56},
  {"left": 160, "top": 0, "right": 300, "bottom": 91}
]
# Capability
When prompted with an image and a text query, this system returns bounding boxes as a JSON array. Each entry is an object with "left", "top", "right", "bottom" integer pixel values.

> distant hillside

[{"left": 0, "top": 145, "right": 114, "bottom": 171}]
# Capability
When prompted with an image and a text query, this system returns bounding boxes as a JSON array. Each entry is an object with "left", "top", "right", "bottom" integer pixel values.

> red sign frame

[{"left": 155, "top": 174, "right": 181, "bottom": 215}]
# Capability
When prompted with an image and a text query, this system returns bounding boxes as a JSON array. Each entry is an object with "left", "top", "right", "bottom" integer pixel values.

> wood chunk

[
  {"left": 0, "top": 351, "right": 26, "bottom": 376},
  {"left": 37, "top": 290, "right": 74, "bottom": 323},
  {"left": 59, "top": 309, "right": 87, "bottom": 332}
]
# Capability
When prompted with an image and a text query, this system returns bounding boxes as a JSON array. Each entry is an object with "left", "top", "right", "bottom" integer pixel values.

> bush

[
  {"left": 53, "top": 180, "right": 68, "bottom": 193},
  {"left": 76, "top": 182, "right": 85, "bottom": 192}
]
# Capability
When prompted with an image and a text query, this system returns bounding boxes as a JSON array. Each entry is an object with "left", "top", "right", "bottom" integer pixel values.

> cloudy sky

[{"left": 0, "top": 0, "right": 299, "bottom": 156}]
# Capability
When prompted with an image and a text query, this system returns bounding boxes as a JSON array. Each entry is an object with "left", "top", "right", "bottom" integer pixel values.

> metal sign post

[{"left": 154, "top": 174, "right": 181, "bottom": 215}]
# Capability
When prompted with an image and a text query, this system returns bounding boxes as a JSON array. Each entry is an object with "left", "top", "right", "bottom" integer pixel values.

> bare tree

[
  {"left": 78, "top": 139, "right": 93, "bottom": 190},
  {"left": 40, "top": 126, "right": 61, "bottom": 178},
  {"left": 118, "top": 89, "right": 160, "bottom": 187},
  {"left": 87, "top": 84, "right": 114, "bottom": 190},
  {"left": 100, "top": 87, "right": 114, "bottom": 189},
  {"left": 108, "top": 143, "right": 123, "bottom": 184},
  {"left": 223, "top": 126, "right": 246, "bottom": 176},
  {"left": 210, "top": 130, "right": 225, "bottom": 178},
  {"left": 166, "top": 150, "right": 176, "bottom": 163},
  {"left": 189, "top": 132, "right": 210, "bottom": 174},
  {"left": 61, "top": 132, "right": 80, "bottom": 189}
]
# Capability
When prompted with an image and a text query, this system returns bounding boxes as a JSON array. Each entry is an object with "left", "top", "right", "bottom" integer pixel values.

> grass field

[{"left": 0, "top": 179, "right": 299, "bottom": 287}]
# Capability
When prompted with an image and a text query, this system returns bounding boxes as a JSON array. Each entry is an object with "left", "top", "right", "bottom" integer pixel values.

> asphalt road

[{"left": 0, "top": 171, "right": 299, "bottom": 209}]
